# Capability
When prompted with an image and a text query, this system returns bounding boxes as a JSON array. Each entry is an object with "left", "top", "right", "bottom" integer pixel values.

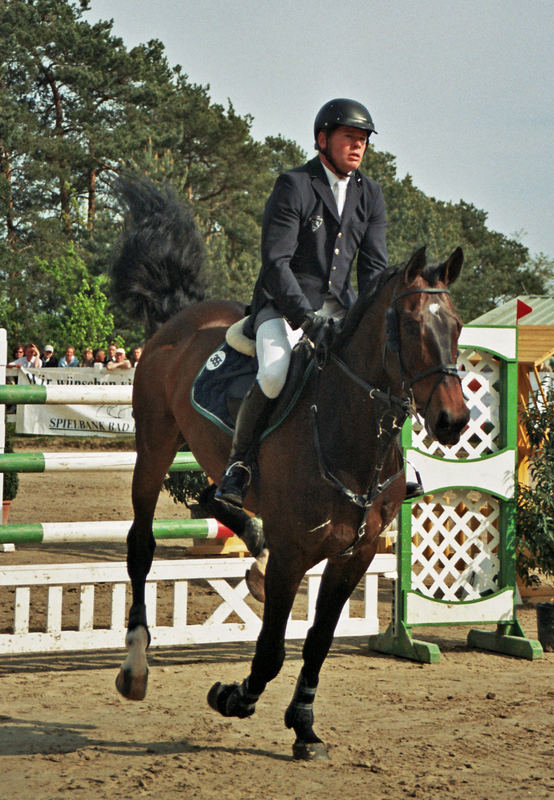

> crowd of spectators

[{"left": 8, "top": 341, "right": 142, "bottom": 370}]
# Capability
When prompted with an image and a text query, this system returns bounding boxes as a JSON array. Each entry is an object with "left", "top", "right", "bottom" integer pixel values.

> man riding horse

[{"left": 216, "top": 98, "right": 422, "bottom": 508}]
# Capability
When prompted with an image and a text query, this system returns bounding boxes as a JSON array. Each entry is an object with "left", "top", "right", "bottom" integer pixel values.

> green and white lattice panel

[{"left": 403, "top": 326, "right": 517, "bottom": 626}]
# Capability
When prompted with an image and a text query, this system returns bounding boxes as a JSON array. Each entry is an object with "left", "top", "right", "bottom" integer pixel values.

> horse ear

[
  {"left": 437, "top": 247, "right": 463, "bottom": 286},
  {"left": 403, "top": 247, "right": 427, "bottom": 284}
]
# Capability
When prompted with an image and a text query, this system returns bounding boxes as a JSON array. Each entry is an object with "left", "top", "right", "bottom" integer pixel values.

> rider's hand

[{"left": 301, "top": 312, "right": 333, "bottom": 346}]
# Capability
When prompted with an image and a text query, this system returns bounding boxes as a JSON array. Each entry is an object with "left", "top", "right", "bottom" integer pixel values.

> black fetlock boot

[{"left": 215, "top": 381, "right": 273, "bottom": 508}]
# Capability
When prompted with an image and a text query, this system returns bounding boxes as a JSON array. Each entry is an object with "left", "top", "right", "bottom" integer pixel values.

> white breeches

[{"left": 255, "top": 317, "right": 304, "bottom": 399}]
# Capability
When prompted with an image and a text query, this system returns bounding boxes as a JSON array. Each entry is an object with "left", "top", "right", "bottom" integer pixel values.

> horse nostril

[
  {"left": 436, "top": 409, "right": 468, "bottom": 435},
  {"left": 436, "top": 410, "right": 453, "bottom": 432}
]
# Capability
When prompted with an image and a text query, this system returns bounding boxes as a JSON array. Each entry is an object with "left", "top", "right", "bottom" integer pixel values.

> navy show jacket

[{"left": 249, "top": 156, "right": 388, "bottom": 329}]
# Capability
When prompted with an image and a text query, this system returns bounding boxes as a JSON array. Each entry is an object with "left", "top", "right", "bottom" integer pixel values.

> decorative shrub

[
  {"left": 516, "top": 388, "right": 554, "bottom": 585},
  {"left": 162, "top": 445, "right": 209, "bottom": 507}
]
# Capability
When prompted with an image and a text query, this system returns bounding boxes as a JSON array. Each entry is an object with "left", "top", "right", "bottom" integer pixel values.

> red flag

[{"left": 516, "top": 299, "right": 533, "bottom": 321}]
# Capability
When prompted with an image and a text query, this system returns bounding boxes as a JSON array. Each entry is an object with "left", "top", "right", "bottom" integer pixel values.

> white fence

[{"left": 0, "top": 554, "right": 396, "bottom": 655}]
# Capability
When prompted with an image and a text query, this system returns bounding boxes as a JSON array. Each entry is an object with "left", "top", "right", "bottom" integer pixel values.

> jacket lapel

[{"left": 308, "top": 158, "right": 341, "bottom": 223}]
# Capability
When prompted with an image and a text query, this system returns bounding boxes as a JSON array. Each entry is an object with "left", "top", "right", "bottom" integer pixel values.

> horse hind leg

[
  {"left": 198, "top": 483, "right": 265, "bottom": 556},
  {"left": 115, "top": 513, "right": 153, "bottom": 701},
  {"left": 116, "top": 435, "right": 179, "bottom": 701}
]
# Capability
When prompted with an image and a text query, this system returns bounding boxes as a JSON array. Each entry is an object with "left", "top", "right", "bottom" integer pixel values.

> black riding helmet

[{"left": 314, "top": 98, "right": 376, "bottom": 149}]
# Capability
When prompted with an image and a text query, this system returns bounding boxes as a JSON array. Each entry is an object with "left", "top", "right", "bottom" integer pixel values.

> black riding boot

[
  {"left": 405, "top": 464, "right": 424, "bottom": 499},
  {"left": 215, "top": 381, "right": 273, "bottom": 508}
]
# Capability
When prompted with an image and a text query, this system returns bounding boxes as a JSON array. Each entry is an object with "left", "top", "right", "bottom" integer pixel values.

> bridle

[
  {"left": 385, "top": 286, "right": 461, "bottom": 419},
  {"left": 309, "top": 283, "right": 461, "bottom": 519}
]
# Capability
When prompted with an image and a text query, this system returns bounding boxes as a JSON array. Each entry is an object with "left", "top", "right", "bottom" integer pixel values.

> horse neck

[
  {"left": 313, "top": 288, "right": 398, "bottom": 489},
  {"left": 340, "top": 282, "right": 395, "bottom": 394}
]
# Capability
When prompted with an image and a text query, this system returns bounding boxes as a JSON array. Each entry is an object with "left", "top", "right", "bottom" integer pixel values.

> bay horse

[{"left": 112, "top": 177, "right": 469, "bottom": 760}]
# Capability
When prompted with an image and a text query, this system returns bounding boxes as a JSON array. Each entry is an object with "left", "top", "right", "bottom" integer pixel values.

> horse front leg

[
  {"left": 286, "top": 541, "right": 379, "bottom": 760},
  {"left": 198, "top": 483, "right": 268, "bottom": 602},
  {"left": 208, "top": 551, "right": 304, "bottom": 718}
]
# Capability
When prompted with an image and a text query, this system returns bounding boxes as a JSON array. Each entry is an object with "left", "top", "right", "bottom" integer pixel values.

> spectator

[
  {"left": 58, "top": 346, "right": 79, "bottom": 368},
  {"left": 9, "top": 342, "right": 42, "bottom": 369},
  {"left": 42, "top": 344, "right": 58, "bottom": 368},
  {"left": 11, "top": 345, "right": 24, "bottom": 361},
  {"left": 104, "top": 342, "right": 117, "bottom": 364},
  {"left": 106, "top": 347, "right": 132, "bottom": 371},
  {"left": 79, "top": 347, "right": 94, "bottom": 367},
  {"left": 94, "top": 348, "right": 106, "bottom": 366},
  {"left": 130, "top": 345, "right": 142, "bottom": 367}
]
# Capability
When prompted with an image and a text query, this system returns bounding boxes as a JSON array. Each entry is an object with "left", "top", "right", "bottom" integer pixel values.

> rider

[{"left": 215, "top": 98, "right": 388, "bottom": 508}]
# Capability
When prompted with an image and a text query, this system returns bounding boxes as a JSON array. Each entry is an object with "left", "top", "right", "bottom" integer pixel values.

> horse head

[{"left": 385, "top": 247, "right": 469, "bottom": 446}]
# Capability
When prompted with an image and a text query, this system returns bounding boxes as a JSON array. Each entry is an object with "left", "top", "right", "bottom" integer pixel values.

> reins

[
  {"left": 309, "top": 359, "right": 410, "bottom": 509},
  {"left": 307, "top": 281, "right": 461, "bottom": 545}
]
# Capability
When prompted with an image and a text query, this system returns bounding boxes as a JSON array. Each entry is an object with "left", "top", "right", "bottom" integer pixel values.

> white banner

[{"left": 15, "top": 367, "right": 135, "bottom": 437}]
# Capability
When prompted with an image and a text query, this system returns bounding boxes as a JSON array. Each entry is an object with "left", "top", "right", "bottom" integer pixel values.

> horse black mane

[
  {"left": 111, "top": 175, "right": 206, "bottom": 336},
  {"left": 336, "top": 265, "right": 398, "bottom": 346},
  {"left": 336, "top": 253, "right": 444, "bottom": 347}
]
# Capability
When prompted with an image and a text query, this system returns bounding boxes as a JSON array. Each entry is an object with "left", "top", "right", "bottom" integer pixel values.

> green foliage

[
  {"left": 516, "top": 390, "right": 554, "bottom": 586},
  {"left": 3, "top": 423, "right": 19, "bottom": 501},
  {"left": 57, "top": 274, "right": 115, "bottom": 354},
  {"left": 2, "top": 243, "right": 115, "bottom": 351}
]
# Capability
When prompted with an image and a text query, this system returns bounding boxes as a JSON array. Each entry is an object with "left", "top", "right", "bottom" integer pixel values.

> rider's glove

[{"left": 301, "top": 312, "right": 333, "bottom": 347}]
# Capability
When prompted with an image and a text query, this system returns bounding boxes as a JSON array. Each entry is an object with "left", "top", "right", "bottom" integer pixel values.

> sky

[{"left": 84, "top": 0, "right": 553, "bottom": 259}]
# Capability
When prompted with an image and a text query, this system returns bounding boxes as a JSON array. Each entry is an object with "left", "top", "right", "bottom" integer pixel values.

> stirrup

[{"left": 215, "top": 461, "right": 252, "bottom": 507}]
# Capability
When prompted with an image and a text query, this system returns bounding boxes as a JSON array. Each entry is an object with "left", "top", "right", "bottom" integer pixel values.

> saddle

[{"left": 191, "top": 320, "right": 314, "bottom": 437}]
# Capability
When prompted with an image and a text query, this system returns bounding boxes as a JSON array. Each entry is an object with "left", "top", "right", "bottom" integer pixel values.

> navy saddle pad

[
  {"left": 191, "top": 341, "right": 314, "bottom": 437},
  {"left": 191, "top": 343, "right": 257, "bottom": 434}
]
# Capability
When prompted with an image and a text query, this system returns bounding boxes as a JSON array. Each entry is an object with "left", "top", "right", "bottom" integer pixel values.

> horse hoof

[
  {"left": 292, "top": 740, "right": 330, "bottom": 761},
  {"left": 242, "top": 517, "right": 265, "bottom": 558},
  {"left": 115, "top": 666, "right": 148, "bottom": 701},
  {"left": 207, "top": 681, "right": 225, "bottom": 713},
  {"left": 207, "top": 681, "right": 256, "bottom": 718},
  {"left": 245, "top": 563, "right": 265, "bottom": 603}
]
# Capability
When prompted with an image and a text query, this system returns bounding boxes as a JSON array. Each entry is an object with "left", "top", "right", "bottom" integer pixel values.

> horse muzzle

[{"left": 426, "top": 405, "right": 470, "bottom": 446}]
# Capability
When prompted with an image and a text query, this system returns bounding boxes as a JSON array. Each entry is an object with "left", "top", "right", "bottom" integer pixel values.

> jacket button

[
  {"left": 337, "top": 232, "right": 342, "bottom": 238},
  {"left": 334, "top": 248, "right": 340, "bottom": 254},
  {"left": 332, "top": 265, "right": 337, "bottom": 270}
]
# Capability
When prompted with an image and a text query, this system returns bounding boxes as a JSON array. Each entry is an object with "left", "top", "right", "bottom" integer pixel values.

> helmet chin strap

[
  {"left": 319, "top": 131, "right": 370, "bottom": 179},
  {"left": 319, "top": 135, "right": 350, "bottom": 178}
]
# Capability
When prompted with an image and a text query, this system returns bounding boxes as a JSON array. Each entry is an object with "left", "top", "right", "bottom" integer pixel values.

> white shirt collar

[
  {"left": 320, "top": 161, "right": 350, "bottom": 215},
  {"left": 320, "top": 161, "right": 351, "bottom": 189}
]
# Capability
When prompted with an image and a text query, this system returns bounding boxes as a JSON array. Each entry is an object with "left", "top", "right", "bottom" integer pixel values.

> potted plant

[
  {"left": 516, "top": 388, "right": 554, "bottom": 650},
  {"left": 2, "top": 423, "right": 19, "bottom": 523}
]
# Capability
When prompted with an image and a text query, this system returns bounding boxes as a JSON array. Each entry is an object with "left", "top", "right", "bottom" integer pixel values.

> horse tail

[{"left": 111, "top": 175, "right": 206, "bottom": 336}]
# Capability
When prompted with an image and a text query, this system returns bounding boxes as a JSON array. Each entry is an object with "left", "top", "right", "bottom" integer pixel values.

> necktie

[{"left": 334, "top": 179, "right": 347, "bottom": 216}]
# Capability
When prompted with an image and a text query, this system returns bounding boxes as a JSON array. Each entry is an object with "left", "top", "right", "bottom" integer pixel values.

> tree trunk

[
  {"left": 87, "top": 168, "right": 97, "bottom": 232},
  {"left": 0, "top": 146, "right": 16, "bottom": 245},
  {"left": 40, "top": 63, "right": 72, "bottom": 232}
]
